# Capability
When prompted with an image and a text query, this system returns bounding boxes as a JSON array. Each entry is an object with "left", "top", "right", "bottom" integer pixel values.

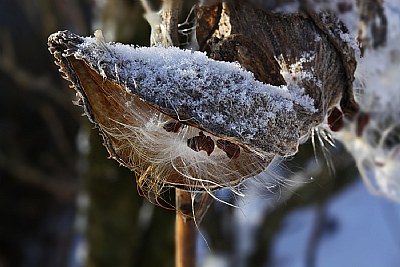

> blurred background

[{"left": 1, "top": 1, "right": 400, "bottom": 267}]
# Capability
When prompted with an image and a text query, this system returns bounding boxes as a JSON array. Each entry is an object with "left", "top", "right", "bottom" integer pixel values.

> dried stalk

[{"left": 175, "top": 189, "right": 197, "bottom": 267}]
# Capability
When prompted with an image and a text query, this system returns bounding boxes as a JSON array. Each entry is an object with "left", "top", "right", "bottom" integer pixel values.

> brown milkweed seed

[{"left": 187, "top": 132, "right": 215, "bottom": 156}]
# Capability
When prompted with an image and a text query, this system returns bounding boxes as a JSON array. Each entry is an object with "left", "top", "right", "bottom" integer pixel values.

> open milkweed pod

[{"left": 47, "top": 26, "right": 349, "bottom": 195}]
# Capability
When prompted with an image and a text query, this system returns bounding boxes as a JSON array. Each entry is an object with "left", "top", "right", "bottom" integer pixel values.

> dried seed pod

[
  {"left": 48, "top": 30, "right": 320, "bottom": 193},
  {"left": 203, "top": 0, "right": 359, "bottom": 122}
]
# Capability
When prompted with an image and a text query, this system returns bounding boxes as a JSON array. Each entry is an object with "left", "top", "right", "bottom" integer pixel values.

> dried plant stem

[
  {"left": 161, "top": 0, "right": 182, "bottom": 46},
  {"left": 175, "top": 188, "right": 197, "bottom": 267}
]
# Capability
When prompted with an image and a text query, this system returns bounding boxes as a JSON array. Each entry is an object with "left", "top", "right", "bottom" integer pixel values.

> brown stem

[
  {"left": 161, "top": 0, "right": 182, "bottom": 46},
  {"left": 175, "top": 188, "right": 197, "bottom": 267}
]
